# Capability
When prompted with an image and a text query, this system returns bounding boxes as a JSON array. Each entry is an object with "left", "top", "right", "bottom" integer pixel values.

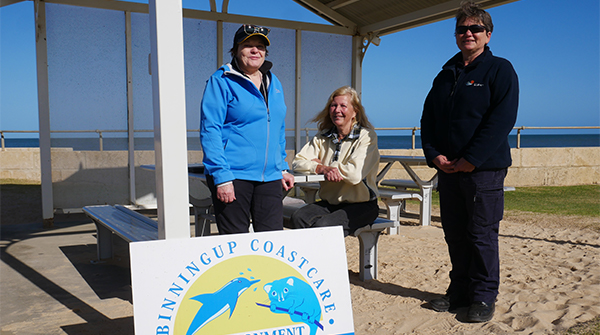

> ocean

[{"left": 2, "top": 134, "right": 599, "bottom": 151}]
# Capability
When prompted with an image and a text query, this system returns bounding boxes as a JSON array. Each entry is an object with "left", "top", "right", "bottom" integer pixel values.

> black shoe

[
  {"left": 467, "top": 301, "right": 495, "bottom": 322},
  {"left": 429, "top": 295, "right": 469, "bottom": 312}
]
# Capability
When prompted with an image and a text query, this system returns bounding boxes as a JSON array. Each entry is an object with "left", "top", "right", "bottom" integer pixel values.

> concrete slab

[{"left": 1, "top": 214, "right": 135, "bottom": 334}]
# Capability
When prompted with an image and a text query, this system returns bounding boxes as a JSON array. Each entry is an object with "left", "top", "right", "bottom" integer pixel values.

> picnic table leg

[
  {"left": 299, "top": 187, "right": 318, "bottom": 204},
  {"left": 419, "top": 184, "right": 433, "bottom": 226},
  {"left": 95, "top": 222, "right": 113, "bottom": 260},
  {"left": 382, "top": 199, "right": 401, "bottom": 235},
  {"left": 193, "top": 205, "right": 212, "bottom": 237},
  {"left": 357, "top": 230, "right": 380, "bottom": 281}
]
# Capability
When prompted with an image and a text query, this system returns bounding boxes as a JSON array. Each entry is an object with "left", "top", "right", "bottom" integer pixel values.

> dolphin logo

[{"left": 185, "top": 277, "right": 260, "bottom": 335}]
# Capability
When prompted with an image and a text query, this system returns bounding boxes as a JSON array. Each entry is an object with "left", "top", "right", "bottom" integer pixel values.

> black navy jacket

[{"left": 420, "top": 46, "right": 519, "bottom": 171}]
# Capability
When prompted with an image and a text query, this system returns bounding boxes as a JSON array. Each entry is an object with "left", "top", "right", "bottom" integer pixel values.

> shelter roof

[{"left": 293, "top": 0, "right": 518, "bottom": 36}]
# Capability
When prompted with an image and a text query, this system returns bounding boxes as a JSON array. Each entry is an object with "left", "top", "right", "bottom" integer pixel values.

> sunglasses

[
  {"left": 243, "top": 24, "right": 270, "bottom": 36},
  {"left": 455, "top": 25, "right": 486, "bottom": 34}
]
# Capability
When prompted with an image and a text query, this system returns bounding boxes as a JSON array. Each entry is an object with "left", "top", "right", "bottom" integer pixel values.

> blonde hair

[{"left": 311, "top": 86, "right": 373, "bottom": 132}]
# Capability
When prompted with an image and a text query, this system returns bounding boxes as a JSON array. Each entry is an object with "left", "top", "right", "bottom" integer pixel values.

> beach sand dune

[{"left": 346, "top": 210, "right": 600, "bottom": 334}]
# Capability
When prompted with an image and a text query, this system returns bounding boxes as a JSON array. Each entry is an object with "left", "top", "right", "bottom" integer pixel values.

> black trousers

[
  {"left": 290, "top": 199, "right": 379, "bottom": 237},
  {"left": 206, "top": 176, "right": 283, "bottom": 234},
  {"left": 438, "top": 169, "right": 507, "bottom": 304}
]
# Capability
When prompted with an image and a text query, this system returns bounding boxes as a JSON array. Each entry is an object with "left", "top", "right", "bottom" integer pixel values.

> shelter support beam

[
  {"left": 149, "top": 0, "right": 190, "bottom": 239},
  {"left": 351, "top": 35, "right": 363, "bottom": 96},
  {"left": 126, "top": 11, "right": 136, "bottom": 205},
  {"left": 34, "top": 0, "right": 53, "bottom": 227},
  {"left": 294, "top": 30, "right": 302, "bottom": 153}
]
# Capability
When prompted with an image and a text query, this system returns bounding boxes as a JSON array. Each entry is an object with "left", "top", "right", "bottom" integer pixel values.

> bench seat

[
  {"left": 282, "top": 197, "right": 397, "bottom": 281},
  {"left": 380, "top": 178, "right": 422, "bottom": 190},
  {"left": 83, "top": 205, "right": 158, "bottom": 260},
  {"left": 382, "top": 178, "right": 515, "bottom": 192},
  {"left": 377, "top": 188, "right": 421, "bottom": 234}
]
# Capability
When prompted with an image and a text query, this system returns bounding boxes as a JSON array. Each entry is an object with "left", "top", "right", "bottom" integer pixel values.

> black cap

[{"left": 233, "top": 24, "right": 271, "bottom": 47}]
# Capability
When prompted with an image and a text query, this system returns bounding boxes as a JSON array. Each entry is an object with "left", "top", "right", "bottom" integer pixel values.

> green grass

[
  {"left": 504, "top": 185, "right": 599, "bottom": 217},
  {"left": 414, "top": 185, "right": 599, "bottom": 218},
  {"left": 562, "top": 316, "right": 600, "bottom": 335}
]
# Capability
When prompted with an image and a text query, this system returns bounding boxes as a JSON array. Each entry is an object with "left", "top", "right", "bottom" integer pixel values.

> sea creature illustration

[
  {"left": 263, "top": 276, "right": 322, "bottom": 335},
  {"left": 185, "top": 277, "right": 260, "bottom": 335}
]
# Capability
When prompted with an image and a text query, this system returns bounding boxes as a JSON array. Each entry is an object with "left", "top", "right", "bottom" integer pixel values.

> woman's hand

[
  {"left": 316, "top": 164, "right": 343, "bottom": 182},
  {"left": 433, "top": 155, "right": 457, "bottom": 174},
  {"left": 216, "top": 183, "right": 236, "bottom": 203},
  {"left": 281, "top": 172, "right": 295, "bottom": 191}
]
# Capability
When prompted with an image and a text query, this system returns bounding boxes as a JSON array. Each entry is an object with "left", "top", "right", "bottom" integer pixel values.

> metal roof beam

[
  {"left": 40, "top": 0, "right": 354, "bottom": 35},
  {"left": 327, "top": 0, "right": 359, "bottom": 10},
  {"left": 1, "top": 0, "right": 25, "bottom": 7},
  {"left": 292, "top": 0, "right": 357, "bottom": 30}
]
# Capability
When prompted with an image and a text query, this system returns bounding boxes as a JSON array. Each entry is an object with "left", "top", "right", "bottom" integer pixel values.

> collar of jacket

[
  {"left": 227, "top": 58, "right": 273, "bottom": 77},
  {"left": 224, "top": 59, "right": 273, "bottom": 90},
  {"left": 443, "top": 45, "right": 491, "bottom": 71},
  {"left": 323, "top": 122, "right": 361, "bottom": 144}
]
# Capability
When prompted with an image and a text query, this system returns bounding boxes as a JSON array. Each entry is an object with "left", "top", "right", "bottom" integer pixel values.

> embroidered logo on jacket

[{"left": 466, "top": 80, "right": 484, "bottom": 87}]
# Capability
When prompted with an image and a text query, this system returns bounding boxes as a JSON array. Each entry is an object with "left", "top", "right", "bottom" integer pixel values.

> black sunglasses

[
  {"left": 243, "top": 24, "right": 270, "bottom": 36},
  {"left": 455, "top": 25, "right": 486, "bottom": 34}
]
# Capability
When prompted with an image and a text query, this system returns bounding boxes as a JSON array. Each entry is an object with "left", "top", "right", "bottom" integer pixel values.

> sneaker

[
  {"left": 429, "top": 295, "right": 469, "bottom": 312},
  {"left": 467, "top": 301, "right": 495, "bottom": 322}
]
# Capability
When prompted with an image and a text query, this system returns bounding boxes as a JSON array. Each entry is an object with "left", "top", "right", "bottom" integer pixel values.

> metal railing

[{"left": 1, "top": 126, "right": 598, "bottom": 150}]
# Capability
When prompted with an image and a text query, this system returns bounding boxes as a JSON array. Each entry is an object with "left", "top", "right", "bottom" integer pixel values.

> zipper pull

[{"left": 267, "top": 108, "right": 271, "bottom": 122}]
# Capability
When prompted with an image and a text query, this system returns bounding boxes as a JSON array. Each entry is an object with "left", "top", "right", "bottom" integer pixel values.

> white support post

[
  {"left": 294, "top": 29, "right": 302, "bottom": 153},
  {"left": 217, "top": 20, "right": 223, "bottom": 68},
  {"left": 34, "top": 0, "right": 54, "bottom": 228},
  {"left": 148, "top": 0, "right": 190, "bottom": 239},
  {"left": 351, "top": 35, "right": 363, "bottom": 96},
  {"left": 126, "top": 11, "right": 136, "bottom": 205}
]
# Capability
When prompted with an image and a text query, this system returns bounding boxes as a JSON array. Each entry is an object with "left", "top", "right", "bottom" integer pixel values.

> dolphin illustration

[{"left": 185, "top": 277, "right": 260, "bottom": 335}]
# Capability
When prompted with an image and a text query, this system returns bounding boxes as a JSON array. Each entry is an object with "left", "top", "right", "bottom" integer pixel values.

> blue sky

[{"left": 1, "top": 0, "right": 599, "bottom": 135}]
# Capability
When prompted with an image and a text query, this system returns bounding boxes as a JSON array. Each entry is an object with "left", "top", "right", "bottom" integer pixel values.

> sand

[
  {"left": 2, "top": 182, "right": 599, "bottom": 334},
  {"left": 345, "top": 209, "right": 600, "bottom": 334}
]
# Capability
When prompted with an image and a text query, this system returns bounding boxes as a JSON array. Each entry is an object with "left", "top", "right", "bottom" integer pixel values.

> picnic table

[{"left": 377, "top": 155, "right": 438, "bottom": 228}]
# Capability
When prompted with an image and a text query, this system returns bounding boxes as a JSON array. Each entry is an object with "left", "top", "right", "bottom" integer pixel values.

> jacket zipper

[{"left": 225, "top": 65, "right": 271, "bottom": 181}]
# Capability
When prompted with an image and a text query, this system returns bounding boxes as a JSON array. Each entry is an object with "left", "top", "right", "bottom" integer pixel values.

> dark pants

[
  {"left": 290, "top": 200, "right": 379, "bottom": 237},
  {"left": 207, "top": 176, "right": 283, "bottom": 234},
  {"left": 438, "top": 169, "right": 507, "bottom": 304}
]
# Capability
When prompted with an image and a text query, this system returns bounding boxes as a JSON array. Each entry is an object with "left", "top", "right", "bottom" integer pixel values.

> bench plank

[{"left": 83, "top": 205, "right": 159, "bottom": 260}]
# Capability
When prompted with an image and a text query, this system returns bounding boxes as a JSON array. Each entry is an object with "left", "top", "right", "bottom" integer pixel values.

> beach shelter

[{"left": 0, "top": 0, "right": 518, "bottom": 235}]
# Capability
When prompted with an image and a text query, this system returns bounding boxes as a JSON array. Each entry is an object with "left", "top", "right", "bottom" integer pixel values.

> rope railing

[{"left": 1, "top": 126, "right": 598, "bottom": 150}]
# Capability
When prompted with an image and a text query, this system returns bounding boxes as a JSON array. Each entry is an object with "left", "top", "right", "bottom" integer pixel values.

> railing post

[
  {"left": 517, "top": 127, "right": 522, "bottom": 149},
  {"left": 97, "top": 130, "right": 103, "bottom": 151},
  {"left": 305, "top": 128, "right": 309, "bottom": 144},
  {"left": 411, "top": 128, "right": 416, "bottom": 150},
  {"left": 1, "top": 131, "right": 4, "bottom": 151}
]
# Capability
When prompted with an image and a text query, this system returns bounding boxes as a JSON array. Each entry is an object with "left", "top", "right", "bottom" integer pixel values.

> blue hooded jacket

[{"left": 200, "top": 61, "right": 289, "bottom": 185}]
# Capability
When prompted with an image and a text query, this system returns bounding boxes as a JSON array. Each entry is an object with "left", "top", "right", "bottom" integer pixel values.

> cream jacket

[{"left": 292, "top": 127, "right": 380, "bottom": 205}]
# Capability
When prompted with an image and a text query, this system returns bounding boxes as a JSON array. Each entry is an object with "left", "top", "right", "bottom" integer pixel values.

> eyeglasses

[
  {"left": 455, "top": 25, "right": 486, "bottom": 35},
  {"left": 243, "top": 24, "right": 270, "bottom": 36}
]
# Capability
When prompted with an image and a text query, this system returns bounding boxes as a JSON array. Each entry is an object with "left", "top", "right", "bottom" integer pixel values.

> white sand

[{"left": 345, "top": 211, "right": 600, "bottom": 334}]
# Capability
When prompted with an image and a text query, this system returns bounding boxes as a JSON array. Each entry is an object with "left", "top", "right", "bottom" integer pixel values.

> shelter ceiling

[
  {"left": 1, "top": 0, "right": 518, "bottom": 37},
  {"left": 293, "top": 0, "right": 518, "bottom": 36}
]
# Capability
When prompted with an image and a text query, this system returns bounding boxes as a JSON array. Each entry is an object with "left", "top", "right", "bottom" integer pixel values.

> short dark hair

[{"left": 455, "top": 1, "right": 493, "bottom": 33}]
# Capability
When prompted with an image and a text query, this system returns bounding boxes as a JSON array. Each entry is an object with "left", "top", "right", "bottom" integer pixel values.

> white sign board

[{"left": 130, "top": 226, "right": 355, "bottom": 335}]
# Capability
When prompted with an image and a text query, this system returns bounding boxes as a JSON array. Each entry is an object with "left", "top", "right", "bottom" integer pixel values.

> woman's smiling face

[
  {"left": 329, "top": 94, "right": 356, "bottom": 135},
  {"left": 235, "top": 36, "right": 266, "bottom": 73},
  {"left": 455, "top": 17, "right": 491, "bottom": 57}
]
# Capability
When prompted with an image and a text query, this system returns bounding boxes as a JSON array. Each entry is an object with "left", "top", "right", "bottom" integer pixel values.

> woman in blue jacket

[{"left": 200, "top": 24, "right": 294, "bottom": 234}]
